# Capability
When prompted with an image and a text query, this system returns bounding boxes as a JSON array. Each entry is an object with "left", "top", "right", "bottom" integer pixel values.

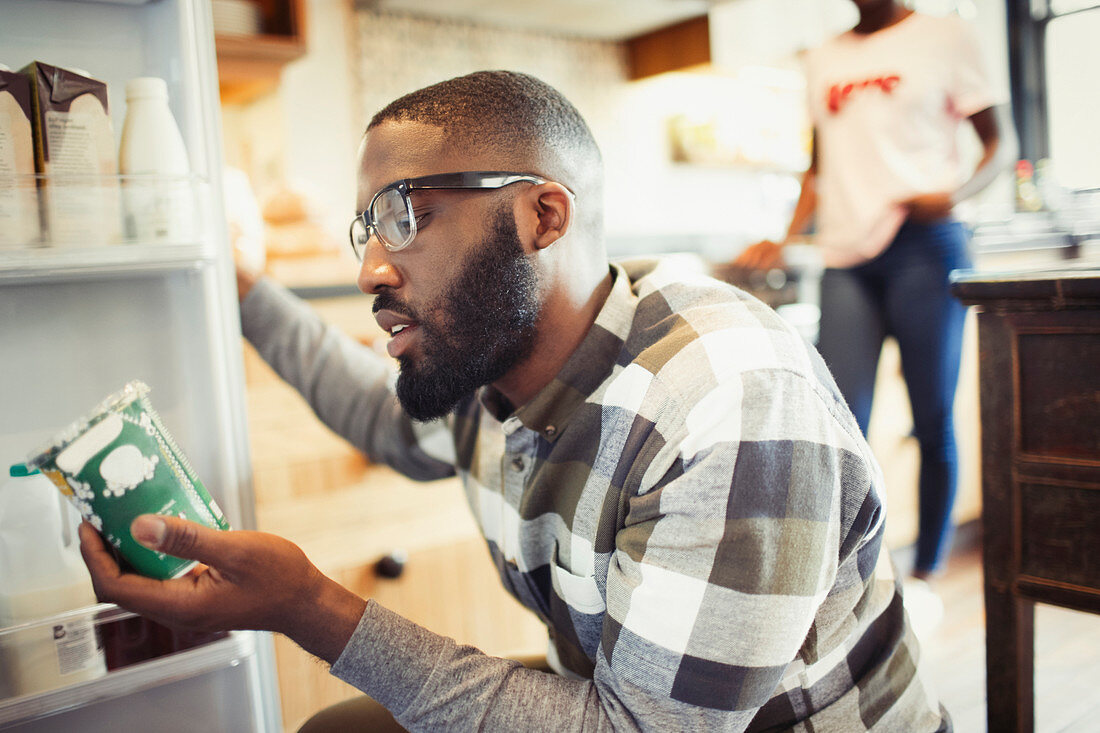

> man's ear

[{"left": 520, "top": 183, "right": 572, "bottom": 251}]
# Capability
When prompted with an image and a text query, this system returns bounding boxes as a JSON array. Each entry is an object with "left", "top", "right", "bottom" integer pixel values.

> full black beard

[{"left": 379, "top": 206, "right": 540, "bottom": 421}]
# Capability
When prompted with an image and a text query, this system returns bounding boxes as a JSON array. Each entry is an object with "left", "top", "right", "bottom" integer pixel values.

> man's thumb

[{"left": 131, "top": 514, "right": 222, "bottom": 564}]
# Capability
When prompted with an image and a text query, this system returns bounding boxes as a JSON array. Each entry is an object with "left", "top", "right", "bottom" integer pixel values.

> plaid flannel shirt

[{"left": 242, "top": 257, "right": 945, "bottom": 731}]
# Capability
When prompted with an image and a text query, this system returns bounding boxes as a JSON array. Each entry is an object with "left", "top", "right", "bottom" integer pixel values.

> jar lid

[
  {"left": 126, "top": 76, "right": 169, "bottom": 101},
  {"left": 9, "top": 463, "right": 40, "bottom": 477}
]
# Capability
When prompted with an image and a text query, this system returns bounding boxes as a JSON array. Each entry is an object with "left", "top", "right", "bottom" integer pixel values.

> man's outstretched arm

[{"left": 79, "top": 515, "right": 365, "bottom": 664}]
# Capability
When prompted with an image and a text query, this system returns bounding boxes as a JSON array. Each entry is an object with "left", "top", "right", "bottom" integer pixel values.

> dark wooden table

[{"left": 952, "top": 265, "right": 1100, "bottom": 733}]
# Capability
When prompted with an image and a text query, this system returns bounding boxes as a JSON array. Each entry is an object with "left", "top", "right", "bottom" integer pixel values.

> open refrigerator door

[{"left": 0, "top": 0, "right": 281, "bottom": 730}]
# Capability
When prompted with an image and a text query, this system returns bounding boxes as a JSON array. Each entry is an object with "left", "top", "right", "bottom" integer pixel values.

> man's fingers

[
  {"left": 131, "top": 514, "right": 231, "bottom": 568},
  {"left": 79, "top": 521, "right": 169, "bottom": 603},
  {"left": 78, "top": 521, "right": 123, "bottom": 593},
  {"left": 79, "top": 521, "right": 214, "bottom": 626}
]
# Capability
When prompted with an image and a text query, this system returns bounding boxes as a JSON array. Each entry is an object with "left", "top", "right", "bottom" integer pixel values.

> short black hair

[
  {"left": 368, "top": 70, "right": 601, "bottom": 177},
  {"left": 368, "top": 70, "right": 604, "bottom": 241}
]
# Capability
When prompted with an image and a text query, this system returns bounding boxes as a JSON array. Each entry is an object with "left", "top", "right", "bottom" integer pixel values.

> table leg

[{"left": 984, "top": 584, "right": 1035, "bottom": 732}]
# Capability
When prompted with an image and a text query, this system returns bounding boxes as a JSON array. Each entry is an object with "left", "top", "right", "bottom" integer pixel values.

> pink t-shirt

[{"left": 805, "top": 13, "right": 996, "bottom": 267}]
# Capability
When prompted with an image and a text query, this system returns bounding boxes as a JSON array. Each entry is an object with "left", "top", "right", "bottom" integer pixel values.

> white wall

[
  {"left": 349, "top": 10, "right": 809, "bottom": 257},
  {"left": 221, "top": 5, "right": 805, "bottom": 260},
  {"left": 280, "top": 0, "right": 360, "bottom": 231},
  {"left": 220, "top": 0, "right": 362, "bottom": 253},
  {"left": 221, "top": 0, "right": 1019, "bottom": 261},
  {"left": 1046, "top": 9, "right": 1100, "bottom": 190}
]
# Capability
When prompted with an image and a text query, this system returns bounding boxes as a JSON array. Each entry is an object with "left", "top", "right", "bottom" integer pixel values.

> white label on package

[
  {"left": 53, "top": 620, "right": 102, "bottom": 676},
  {"left": 44, "top": 110, "right": 100, "bottom": 175},
  {"left": 0, "top": 110, "right": 14, "bottom": 176},
  {"left": 57, "top": 413, "right": 124, "bottom": 475},
  {"left": 0, "top": 102, "right": 40, "bottom": 247}
]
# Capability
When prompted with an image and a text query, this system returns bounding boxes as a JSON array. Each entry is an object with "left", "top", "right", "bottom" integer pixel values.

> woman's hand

[
  {"left": 80, "top": 515, "right": 366, "bottom": 663},
  {"left": 901, "top": 192, "right": 954, "bottom": 223},
  {"left": 732, "top": 240, "right": 785, "bottom": 270}
]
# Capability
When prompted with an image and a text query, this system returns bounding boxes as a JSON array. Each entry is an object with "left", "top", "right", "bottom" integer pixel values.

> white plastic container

[
  {"left": 118, "top": 76, "right": 193, "bottom": 243},
  {"left": 0, "top": 464, "right": 106, "bottom": 698}
]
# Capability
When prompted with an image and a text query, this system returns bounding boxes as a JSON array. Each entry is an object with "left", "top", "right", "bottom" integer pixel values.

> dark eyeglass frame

[{"left": 349, "top": 171, "right": 573, "bottom": 260}]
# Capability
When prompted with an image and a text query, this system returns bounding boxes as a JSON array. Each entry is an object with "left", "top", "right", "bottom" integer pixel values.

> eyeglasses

[{"left": 349, "top": 171, "right": 569, "bottom": 260}]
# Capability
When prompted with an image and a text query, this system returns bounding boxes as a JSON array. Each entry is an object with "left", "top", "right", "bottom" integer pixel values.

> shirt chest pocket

[
  {"left": 550, "top": 561, "right": 606, "bottom": 615},
  {"left": 554, "top": 537, "right": 607, "bottom": 611},
  {"left": 547, "top": 543, "right": 606, "bottom": 660}
]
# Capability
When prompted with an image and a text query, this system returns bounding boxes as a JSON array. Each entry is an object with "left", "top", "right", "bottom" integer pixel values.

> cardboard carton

[
  {"left": 0, "top": 67, "right": 41, "bottom": 247},
  {"left": 22, "top": 62, "right": 120, "bottom": 246}
]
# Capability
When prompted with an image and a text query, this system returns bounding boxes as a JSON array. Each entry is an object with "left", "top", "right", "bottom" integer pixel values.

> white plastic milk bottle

[
  {"left": 0, "top": 464, "right": 107, "bottom": 697},
  {"left": 118, "top": 76, "right": 193, "bottom": 243}
]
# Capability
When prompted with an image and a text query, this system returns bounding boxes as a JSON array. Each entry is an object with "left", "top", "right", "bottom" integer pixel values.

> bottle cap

[
  {"left": 9, "top": 463, "right": 41, "bottom": 477},
  {"left": 126, "top": 77, "right": 169, "bottom": 101}
]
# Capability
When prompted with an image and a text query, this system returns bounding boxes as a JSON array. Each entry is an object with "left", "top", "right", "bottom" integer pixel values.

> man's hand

[
  {"left": 732, "top": 240, "right": 785, "bottom": 270},
  {"left": 79, "top": 516, "right": 367, "bottom": 664},
  {"left": 901, "top": 192, "right": 954, "bottom": 223},
  {"left": 233, "top": 255, "right": 260, "bottom": 303}
]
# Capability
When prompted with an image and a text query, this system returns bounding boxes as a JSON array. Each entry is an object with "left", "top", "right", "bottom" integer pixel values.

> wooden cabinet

[
  {"left": 952, "top": 267, "right": 1100, "bottom": 733},
  {"left": 626, "top": 15, "right": 710, "bottom": 80},
  {"left": 216, "top": 0, "right": 307, "bottom": 103}
]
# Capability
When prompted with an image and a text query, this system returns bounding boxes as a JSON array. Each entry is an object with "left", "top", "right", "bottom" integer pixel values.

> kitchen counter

[
  {"left": 952, "top": 259, "right": 1100, "bottom": 303},
  {"left": 965, "top": 233, "right": 1099, "bottom": 281}
]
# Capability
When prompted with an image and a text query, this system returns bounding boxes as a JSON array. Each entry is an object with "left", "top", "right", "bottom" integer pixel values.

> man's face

[
  {"left": 377, "top": 202, "right": 539, "bottom": 420},
  {"left": 357, "top": 121, "right": 542, "bottom": 420}
]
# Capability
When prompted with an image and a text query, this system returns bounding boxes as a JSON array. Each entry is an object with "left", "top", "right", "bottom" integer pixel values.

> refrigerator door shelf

[
  {"left": 0, "top": 241, "right": 217, "bottom": 285},
  {"left": 0, "top": 628, "right": 257, "bottom": 728},
  {"left": 0, "top": 173, "right": 214, "bottom": 271},
  {"left": 0, "top": 603, "right": 134, "bottom": 641}
]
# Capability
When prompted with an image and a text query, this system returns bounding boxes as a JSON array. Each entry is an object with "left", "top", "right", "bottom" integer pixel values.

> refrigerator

[{"left": 0, "top": 0, "right": 282, "bottom": 730}]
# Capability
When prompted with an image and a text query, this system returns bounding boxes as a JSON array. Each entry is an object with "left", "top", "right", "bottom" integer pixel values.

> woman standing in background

[{"left": 736, "top": 0, "right": 1012, "bottom": 618}]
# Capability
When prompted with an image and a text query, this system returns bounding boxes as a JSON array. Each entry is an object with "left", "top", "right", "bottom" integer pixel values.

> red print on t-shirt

[{"left": 827, "top": 75, "right": 901, "bottom": 114}]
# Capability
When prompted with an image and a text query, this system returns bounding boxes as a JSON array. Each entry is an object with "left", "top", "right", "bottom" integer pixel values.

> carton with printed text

[
  {"left": 22, "top": 61, "right": 120, "bottom": 246},
  {"left": 0, "top": 66, "right": 41, "bottom": 247}
]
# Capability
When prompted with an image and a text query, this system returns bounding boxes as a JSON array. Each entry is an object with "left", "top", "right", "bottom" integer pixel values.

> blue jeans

[{"left": 816, "top": 220, "right": 971, "bottom": 574}]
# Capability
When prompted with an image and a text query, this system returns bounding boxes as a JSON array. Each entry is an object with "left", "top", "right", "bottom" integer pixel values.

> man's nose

[{"left": 356, "top": 234, "right": 403, "bottom": 295}]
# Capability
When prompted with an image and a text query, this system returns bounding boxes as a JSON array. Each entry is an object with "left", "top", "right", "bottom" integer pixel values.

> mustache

[{"left": 372, "top": 290, "right": 419, "bottom": 321}]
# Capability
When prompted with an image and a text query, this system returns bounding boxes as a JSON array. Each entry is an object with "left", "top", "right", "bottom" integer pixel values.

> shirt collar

[{"left": 478, "top": 262, "right": 637, "bottom": 442}]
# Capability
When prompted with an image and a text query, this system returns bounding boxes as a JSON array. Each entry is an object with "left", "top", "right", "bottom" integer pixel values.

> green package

[{"left": 26, "top": 381, "right": 230, "bottom": 580}]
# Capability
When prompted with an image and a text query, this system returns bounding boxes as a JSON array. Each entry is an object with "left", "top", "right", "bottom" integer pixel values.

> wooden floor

[{"left": 918, "top": 544, "right": 1100, "bottom": 732}]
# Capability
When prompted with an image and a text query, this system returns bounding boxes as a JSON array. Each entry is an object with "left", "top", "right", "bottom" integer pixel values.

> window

[
  {"left": 1045, "top": 6, "right": 1099, "bottom": 188},
  {"left": 1010, "top": 0, "right": 1100, "bottom": 189}
]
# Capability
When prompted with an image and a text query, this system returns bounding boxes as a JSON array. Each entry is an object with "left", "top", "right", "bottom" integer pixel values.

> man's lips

[{"left": 374, "top": 308, "right": 420, "bottom": 358}]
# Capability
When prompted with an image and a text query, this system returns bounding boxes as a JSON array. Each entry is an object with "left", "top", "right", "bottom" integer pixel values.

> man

[{"left": 81, "top": 71, "right": 947, "bottom": 731}]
